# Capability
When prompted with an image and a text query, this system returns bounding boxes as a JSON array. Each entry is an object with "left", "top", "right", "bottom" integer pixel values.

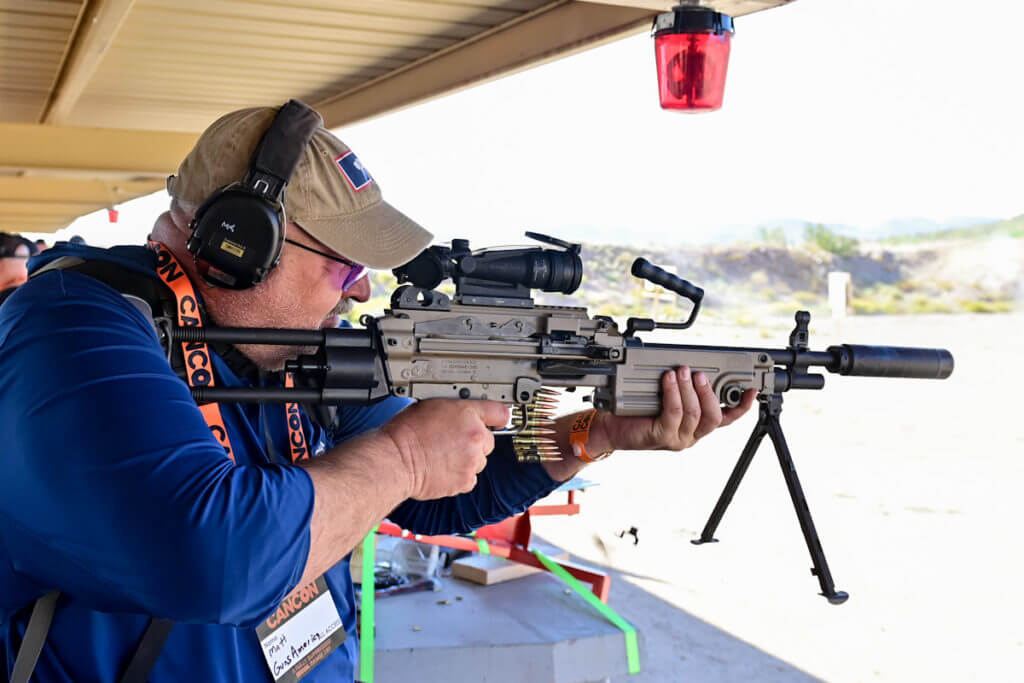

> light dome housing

[{"left": 653, "top": 4, "right": 735, "bottom": 113}]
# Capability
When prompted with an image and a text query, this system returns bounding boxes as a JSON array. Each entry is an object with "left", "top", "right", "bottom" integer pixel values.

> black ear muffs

[
  {"left": 187, "top": 185, "right": 284, "bottom": 289},
  {"left": 185, "top": 100, "right": 322, "bottom": 289}
]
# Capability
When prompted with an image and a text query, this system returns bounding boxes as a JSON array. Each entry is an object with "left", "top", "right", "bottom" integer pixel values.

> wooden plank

[{"left": 452, "top": 543, "right": 569, "bottom": 586}]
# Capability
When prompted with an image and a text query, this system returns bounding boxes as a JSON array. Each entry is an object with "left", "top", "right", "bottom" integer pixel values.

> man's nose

[{"left": 345, "top": 274, "right": 371, "bottom": 302}]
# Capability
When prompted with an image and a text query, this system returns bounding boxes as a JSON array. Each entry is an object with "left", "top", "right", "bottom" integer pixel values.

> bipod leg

[
  {"left": 762, "top": 396, "right": 849, "bottom": 605},
  {"left": 692, "top": 397, "right": 771, "bottom": 545}
]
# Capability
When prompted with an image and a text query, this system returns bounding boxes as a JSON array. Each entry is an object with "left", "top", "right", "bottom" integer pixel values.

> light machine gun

[{"left": 172, "top": 233, "right": 954, "bottom": 603}]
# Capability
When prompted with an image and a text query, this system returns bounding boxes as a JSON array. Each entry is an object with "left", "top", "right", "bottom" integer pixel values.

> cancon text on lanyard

[{"left": 151, "top": 240, "right": 308, "bottom": 464}]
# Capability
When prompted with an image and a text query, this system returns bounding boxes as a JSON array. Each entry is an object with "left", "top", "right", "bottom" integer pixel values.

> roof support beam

[
  {"left": 580, "top": 0, "right": 795, "bottom": 12},
  {"left": 0, "top": 176, "right": 165, "bottom": 234},
  {"left": 42, "top": 0, "right": 138, "bottom": 124},
  {"left": 315, "top": 1, "right": 657, "bottom": 129},
  {"left": 0, "top": 177, "right": 163, "bottom": 203},
  {"left": 0, "top": 122, "right": 196, "bottom": 177},
  {"left": 0, "top": 200, "right": 109, "bottom": 216}
]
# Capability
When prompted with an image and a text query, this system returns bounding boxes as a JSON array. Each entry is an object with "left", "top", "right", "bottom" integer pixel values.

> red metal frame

[{"left": 377, "top": 489, "right": 610, "bottom": 602}]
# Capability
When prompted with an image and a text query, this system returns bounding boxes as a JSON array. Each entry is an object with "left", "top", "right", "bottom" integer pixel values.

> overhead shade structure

[{"left": 1, "top": 0, "right": 794, "bottom": 234}]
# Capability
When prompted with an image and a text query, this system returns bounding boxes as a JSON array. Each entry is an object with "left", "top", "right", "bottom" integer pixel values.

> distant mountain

[
  {"left": 880, "top": 214, "right": 1024, "bottom": 243},
  {"left": 665, "top": 216, "right": 1000, "bottom": 247}
]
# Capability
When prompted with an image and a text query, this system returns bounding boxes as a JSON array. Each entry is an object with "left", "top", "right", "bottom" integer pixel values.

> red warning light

[{"left": 653, "top": 4, "right": 734, "bottom": 113}]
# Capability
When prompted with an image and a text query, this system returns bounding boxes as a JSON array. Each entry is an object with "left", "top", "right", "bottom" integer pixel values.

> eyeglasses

[{"left": 284, "top": 238, "right": 367, "bottom": 290}]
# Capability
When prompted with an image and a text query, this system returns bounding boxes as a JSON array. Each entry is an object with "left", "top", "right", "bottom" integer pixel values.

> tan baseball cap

[{"left": 167, "top": 104, "right": 432, "bottom": 270}]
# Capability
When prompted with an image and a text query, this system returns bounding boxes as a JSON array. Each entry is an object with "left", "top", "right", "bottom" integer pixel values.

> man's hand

[
  {"left": 542, "top": 366, "right": 756, "bottom": 482},
  {"left": 381, "top": 399, "right": 510, "bottom": 500},
  {"left": 595, "top": 366, "right": 756, "bottom": 453}
]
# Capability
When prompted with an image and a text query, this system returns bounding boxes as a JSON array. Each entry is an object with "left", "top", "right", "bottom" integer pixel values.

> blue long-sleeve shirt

[{"left": 0, "top": 244, "right": 559, "bottom": 682}]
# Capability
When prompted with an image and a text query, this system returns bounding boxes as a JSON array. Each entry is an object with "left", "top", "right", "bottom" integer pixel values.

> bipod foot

[
  {"left": 823, "top": 590, "right": 849, "bottom": 605},
  {"left": 690, "top": 537, "right": 718, "bottom": 546}
]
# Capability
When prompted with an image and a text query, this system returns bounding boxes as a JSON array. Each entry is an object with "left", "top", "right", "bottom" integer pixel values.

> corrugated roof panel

[
  {"left": 71, "top": 0, "right": 554, "bottom": 130},
  {"left": 0, "top": 0, "right": 85, "bottom": 122}
]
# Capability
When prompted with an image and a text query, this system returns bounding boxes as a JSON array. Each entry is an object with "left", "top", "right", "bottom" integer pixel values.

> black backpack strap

[
  {"left": 30, "top": 256, "right": 186, "bottom": 381},
  {"left": 10, "top": 591, "right": 60, "bottom": 683},
  {"left": 10, "top": 593, "right": 174, "bottom": 683},
  {"left": 119, "top": 618, "right": 174, "bottom": 683}
]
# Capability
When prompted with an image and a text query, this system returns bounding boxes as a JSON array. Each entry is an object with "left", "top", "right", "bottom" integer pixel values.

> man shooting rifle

[{"left": 0, "top": 101, "right": 752, "bottom": 683}]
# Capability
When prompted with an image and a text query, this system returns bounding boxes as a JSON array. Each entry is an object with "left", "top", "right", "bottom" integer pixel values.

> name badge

[{"left": 256, "top": 576, "right": 346, "bottom": 682}]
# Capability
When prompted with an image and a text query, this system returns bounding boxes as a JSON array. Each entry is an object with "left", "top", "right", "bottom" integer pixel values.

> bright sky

[{"left": 41, "top": 0, "right": 1024, "bottom": 248}]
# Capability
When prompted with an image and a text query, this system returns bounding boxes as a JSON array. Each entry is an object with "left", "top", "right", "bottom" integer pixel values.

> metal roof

[{"left": 1, "top": 0, "right": 793, "bottom": 234}]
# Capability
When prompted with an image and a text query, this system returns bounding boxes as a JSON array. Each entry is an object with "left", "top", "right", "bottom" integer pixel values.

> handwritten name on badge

[{"left": 256, "top": 576, "right": 345, "bottom": 682}]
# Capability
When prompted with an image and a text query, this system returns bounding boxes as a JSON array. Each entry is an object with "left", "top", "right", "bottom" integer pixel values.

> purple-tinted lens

[{"left": 342, "top": 264, "right": 367, "bottom": 291}]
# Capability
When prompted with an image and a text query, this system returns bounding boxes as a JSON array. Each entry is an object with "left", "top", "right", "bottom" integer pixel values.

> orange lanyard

[{"left": 150, "top": 242, "right": 309, "bottom": 464}]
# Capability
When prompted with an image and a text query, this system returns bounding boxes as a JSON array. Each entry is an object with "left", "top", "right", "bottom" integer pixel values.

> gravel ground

[{"left": 530, "top": 313, "right": 1023, "bottom": 682}]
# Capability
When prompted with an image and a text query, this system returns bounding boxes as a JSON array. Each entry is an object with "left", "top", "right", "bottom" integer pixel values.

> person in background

[
  {"left": 0, "top": 232, "right": 31, "bottom": 296},
  {"left": 34, "top": 239, "right": 48, "bottom": 252}
]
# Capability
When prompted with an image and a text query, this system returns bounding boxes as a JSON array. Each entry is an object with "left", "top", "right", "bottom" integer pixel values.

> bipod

[{"left": 691, "top": 393, "right": 849, "bottom": 605}]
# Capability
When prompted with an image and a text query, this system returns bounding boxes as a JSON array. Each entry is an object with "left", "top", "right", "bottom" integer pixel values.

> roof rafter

[
  {"left": 42, "top": 0, "right": 137, "bottom": 124},
  {"left": 0, "top": 121, "right": 196, "bottom": 176},
  {"left": 316, "top": 1, "right": 657, "bottom": 128}
]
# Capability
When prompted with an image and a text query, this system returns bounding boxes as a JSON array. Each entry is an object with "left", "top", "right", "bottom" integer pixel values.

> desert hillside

[{"left": 351, "top": 230, "right": 1023, "bottom": 328}]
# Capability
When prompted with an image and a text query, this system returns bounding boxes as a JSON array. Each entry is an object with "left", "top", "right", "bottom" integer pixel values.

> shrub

[
  {"left": 958, "top": 299, "right": 1014, "bottom": 313},
  {"left": 757, "top": 226, "right": 788, "bottom": 247},
  {"left": 804, "top": 224, "right": 860, "bottom": 258}
]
